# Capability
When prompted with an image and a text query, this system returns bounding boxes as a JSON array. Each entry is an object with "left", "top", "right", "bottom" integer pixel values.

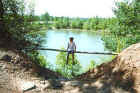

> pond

[{"left": 40, "top": 29, "right": 113, "bottom": 72}]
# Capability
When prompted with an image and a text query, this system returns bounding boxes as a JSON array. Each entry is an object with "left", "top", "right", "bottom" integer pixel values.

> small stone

[
  {"left": 2, "top": 65, "right": 6, "bottom": 69},
  {"left": 0, "top": 64, "right": 3, "bottom": 67},
  {"left": 70, "top": 81, "right": 81, "bottom": 87},
  {"left": 64, "top": 81, "right": 71, "bottom": 86},
  {"left": 61, "top": 81, "right": 66, "bottom": 85},
  {"left": 1, "top": 55, "right": 12, "bottom": 62},
  {"left": 11, "top": 70, "right": 15, "bottom": 73},
  {"left": 35, "top": 88, "right": 41, "bottom": 92},
  {"left": 83, "top": 83, "right": 89, "bottom": 87},
  {"left": 21, "top": 82, "right": 36, "bottom": 92},
  {"left": 40, "top": 80, "right": 46, "bottom": 85},
  {"left": 42, "top": 83, "right": 52, "bottom": 90},
  {"left": 70, "top": 88, "right": 80, "bottom": 93}
]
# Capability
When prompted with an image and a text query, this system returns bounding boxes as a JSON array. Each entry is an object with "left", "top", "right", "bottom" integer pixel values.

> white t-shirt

[{"left": 67, "top": 42, "right": 76, "bottom": 51}]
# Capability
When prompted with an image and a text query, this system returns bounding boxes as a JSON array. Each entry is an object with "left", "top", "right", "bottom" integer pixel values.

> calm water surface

[{"left": 40, "top": 29, "right": 113, "bottom": 71}]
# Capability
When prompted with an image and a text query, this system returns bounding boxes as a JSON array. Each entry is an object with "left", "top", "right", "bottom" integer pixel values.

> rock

[
  {"left": 20, "top": 82, "right": 36, "bottom": 92},
  {"left": 47, "top": 79, "right": 63, "bottom": 89},
  {"left": 1, "top": 55, "right": 12, "bottom": 62},
  {"left": 66, "top": 88, "right": 81, "bottom": 93},
  {"left": 83, "top": 83, "right": 89, "bottom": 87},
  {"left": 70, "top": 81, "right": 82, "bottom": 87},
  {"left": 42, "top": 83, "right": 52, "bottom": 90},
  {"left": 93, "top": 80, "right": 103, "bottom": 88},
  {"left": 60, "top": 81, "right": 66, "bottom": 85},
  {"left": 2, "top": 65, "right": 6, "bottom": 69},
  {"left": 10, "top": 70, "right": 15, "bottom": 73},
  {"left": 40, "top": 80, "right": 46, "bottom": 85},
  {"left": 64, "top": 81, "right": 82, "bottom": 87},
  {"left": 64, "top": 81, "right": 71, "bottom": 86},
  {"left": 35, "top": 88, "right": 41, "bottom": 92},
  {"left": 0, "top": 63, "right": 3, "bottom": 66}
]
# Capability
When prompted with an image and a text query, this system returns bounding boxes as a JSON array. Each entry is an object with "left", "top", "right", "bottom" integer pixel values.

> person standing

[{"left": 66, "top": 37, "right": 76, "bottom": 65}]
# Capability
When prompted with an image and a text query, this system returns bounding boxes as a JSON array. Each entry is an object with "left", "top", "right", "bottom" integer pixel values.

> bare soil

[{"left": 0, "top": 43, "right": 140, "bottom": 93}]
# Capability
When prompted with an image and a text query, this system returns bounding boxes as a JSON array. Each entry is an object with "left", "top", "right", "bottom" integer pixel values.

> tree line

[
  {"left": 39, "top": 0, "right": 140, "bottom": 52},
  {"left": 39, "top": 0, "right": 139, "bottom": 35},
  {"left": 38, "top": 12, "right": 116, "bottom": 31}
]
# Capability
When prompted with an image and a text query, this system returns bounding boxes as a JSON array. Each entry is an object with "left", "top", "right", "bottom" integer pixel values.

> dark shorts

[{"left": 68, "top": 50, "right": 74, "bottom": 54}]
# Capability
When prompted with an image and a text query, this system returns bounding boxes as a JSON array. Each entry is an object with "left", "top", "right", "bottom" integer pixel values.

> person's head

[{"left": 69, "top": 37, "right": 74, "bottom": 42}]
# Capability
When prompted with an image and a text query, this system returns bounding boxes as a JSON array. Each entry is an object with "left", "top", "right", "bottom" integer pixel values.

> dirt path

[{"left": 0, "top": 61, "right": 18, "bottom": 93}]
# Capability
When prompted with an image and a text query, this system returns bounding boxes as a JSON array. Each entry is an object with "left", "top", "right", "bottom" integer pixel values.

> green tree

[
  {"left": 0, "top": 0, "right": 46, "bottom": 67},
  {"left": 83, "top": 21, "right": 90, "bottom": 30},
  {"left": 112, "top": 0, "right": 139, "bottom": 36},
  {"left": 41, "top": 12, "right": 50, "bottom": 24},
  {"left": 103, "top": 0, "right": 140, "bottom": 52},
  {"left": 71, "top": 20, "right": 77, "bottom": 29}
]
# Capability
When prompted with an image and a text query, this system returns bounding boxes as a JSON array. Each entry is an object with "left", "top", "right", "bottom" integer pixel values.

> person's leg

[
  {"left": 72, "top": 51, "right": 75, "bottom": 65},
  {"left": 66, "top": 51, "right": 70, "bottom": 64},
  {"left": 71, "top": 51, "right": 75, "bottom": 76}
]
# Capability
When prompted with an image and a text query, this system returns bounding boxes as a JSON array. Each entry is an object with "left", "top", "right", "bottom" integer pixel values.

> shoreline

[{"left": 46, "top": 28, "right": 110, "bottom": 35}]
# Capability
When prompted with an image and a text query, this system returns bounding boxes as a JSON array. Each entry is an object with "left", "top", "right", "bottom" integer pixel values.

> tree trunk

[{"left": 0, "top": 0, "right": 4, "bottom": 33}]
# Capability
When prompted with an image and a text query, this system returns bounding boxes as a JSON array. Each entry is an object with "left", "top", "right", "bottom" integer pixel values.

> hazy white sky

[{"left": 34, "top": 0, "right": 118, "bottom": 18}]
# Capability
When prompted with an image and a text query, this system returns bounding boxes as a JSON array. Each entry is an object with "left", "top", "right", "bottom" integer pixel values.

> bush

[
  {"left": 55, "top": 48, "right": 82, "bottom": 78},
  {"left": 87, "top": 60, "right": 95, "bottom": 71}
]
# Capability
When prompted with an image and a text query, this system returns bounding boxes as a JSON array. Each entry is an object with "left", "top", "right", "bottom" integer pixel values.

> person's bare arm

[
  {"left": 67, "top": 43, "right": 69, "bottom": 51},
  {"left": 74, "top": 43, "right": 76, "bottom": 52}
]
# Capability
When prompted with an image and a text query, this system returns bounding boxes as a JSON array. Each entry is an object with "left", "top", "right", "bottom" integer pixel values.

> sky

[{"left": 34, "top": 0, "right": 120, "bottom": 18}]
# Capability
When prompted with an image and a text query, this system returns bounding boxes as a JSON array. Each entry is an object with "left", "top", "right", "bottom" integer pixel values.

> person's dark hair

[{"left": 69, "top": 37, "right": 74, "bottom": 41}]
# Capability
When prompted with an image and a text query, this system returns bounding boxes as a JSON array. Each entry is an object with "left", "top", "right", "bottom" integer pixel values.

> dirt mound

[{"left": 77, "top": 43, "right": 140, "bottom": 93}]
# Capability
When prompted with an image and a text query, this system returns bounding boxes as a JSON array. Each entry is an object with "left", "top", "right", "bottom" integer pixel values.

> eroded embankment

[
  {"left": 1, "top": 43, "right": 140, "bottom": 93},
  {"left": 0, "top": 49, "right": 64, "bottom": 93},
  {"left": 77, "top": 43, "right": 140, "bottom": 93}
]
